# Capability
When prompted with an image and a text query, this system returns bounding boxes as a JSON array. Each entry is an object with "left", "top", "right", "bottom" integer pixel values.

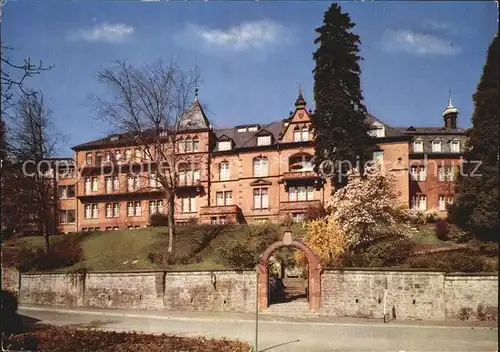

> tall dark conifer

[
  {"left": 312, "top": 3, "right": 370, "bottom": 189},
  {"left": 453, "top": 35, "right": 499, "bottom": 240}
]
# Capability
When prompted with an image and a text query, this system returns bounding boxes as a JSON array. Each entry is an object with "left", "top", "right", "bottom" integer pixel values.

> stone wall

[
  {"left": 84, "top": 271, "right": 164, "bottom": 310},
  {"left": 164, "top": 271, "right": 256, "bottom": 312},
  {"left": 2, "top": 267, "right": 20, "bottom": 296},
  {"left": 16, "top": 269, "right": 497, "bottom": 321},
  {"left": 19, "top": 273, "right": 83, "bottom": 306},
  {"left": 321, "top": 270, "right": 497, "bottom": 321},
  {"left": 444, "top": 274, "right": 498, "bottom": 321}
]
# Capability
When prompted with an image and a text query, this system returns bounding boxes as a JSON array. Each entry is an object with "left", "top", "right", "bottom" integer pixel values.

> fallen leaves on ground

[{"left": 3, "top": 326, "right": 250, "bottom": 351}]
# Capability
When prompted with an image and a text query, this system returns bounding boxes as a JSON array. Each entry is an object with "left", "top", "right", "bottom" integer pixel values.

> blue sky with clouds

[{"left": 3, "top": 1, "right": 497, "bottom": 156}]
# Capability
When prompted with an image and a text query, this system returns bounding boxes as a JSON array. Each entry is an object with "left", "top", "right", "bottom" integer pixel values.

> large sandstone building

[{"left": 46, "top": 91, "right": 466, "bottom": 233}]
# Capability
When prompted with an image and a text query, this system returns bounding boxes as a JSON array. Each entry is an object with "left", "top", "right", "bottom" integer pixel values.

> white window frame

[
  {"left": 218, "top": 140, "right": 231, "bottom": 151},
  {"left": 113, "top": 202, "right": 120, "bottom": 217},
  {"left": 85, "top": 152, "right": 92, "bottom": 166},
  {"left": 182, "top": 194, "right": 197, "bottom": 213},
  {"left": 253, "top": 188, "right": 269, "bottom": 210},
  {"left": 105, "top": 176, "right": 113, "bottom": 193},
  {"left": 257, "top": 135, "right": 271, "bottom": 146},
  {"left": 91, "top": 177, "right": 98, "bottom": 192},
  {"left": 220, "top": 161, "right": 230, "bottom": 181},
  {"left": 438, "top": 196, "right": 446, "bottom": 211},
  {"left": 127, "top": 201, "right": 134, "bottom": 217},
  {"left": 216, "top": 191, "right": 233, "bottom": 206},
  {"left": 418, "top": 195, "right": 427, "bottom": 211},
  {"left": 418, "top": 166, "right": 426, "bottom": 181},
  {"left": 373, "top": 151, "right": 384, "bottom": 164},
  {"left": 432, "top": 141, "right": 442, "bottom": 153},
  {"left": 113, "top": 175, "right": 120, "bottom": 191},
  {"left": 301, "top": 127, "right": 309, "bottom": 141},
  {"left": 293, "top": 128, "right": 301, "bottom": 142},
  {"left": 413, "top": 140, "right": 423, "bottom": 153},
  {"left": 84, "top": 177, "right": 91, "bottom": 195},
  {"left": 253, "top": 157, "right": 269, "bottom": 178},
  {"left": 450, "top": 140, "right": 460, "bottom": 153},
  {"left": 91, "top": 204, "right": 99, "bottom": 219},
  {"left": 193, "top": 137, "right": 199, "bottom": 152},
  {"left": 105, "top": 203, "right": 113, "bottom": 218}
]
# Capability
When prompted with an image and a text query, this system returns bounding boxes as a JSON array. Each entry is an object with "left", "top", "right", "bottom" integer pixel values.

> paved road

[{"left": 18, "top": 307, "right": 498, "bottom": 352}]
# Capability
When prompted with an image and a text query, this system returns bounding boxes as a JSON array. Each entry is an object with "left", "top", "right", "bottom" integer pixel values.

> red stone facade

[{"left": 47, "top": 92, "right": 466, "bottom": 233}]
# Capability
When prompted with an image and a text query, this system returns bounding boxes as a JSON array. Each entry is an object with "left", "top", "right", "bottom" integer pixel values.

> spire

[
  {"left": 442, "top": 90, "right": 459, "bottom": 129},
  {"left": 194, "top": 87, "right": 199, "bottom": 102},
  {"left": 295, "top": 86, "right": 306, "bottom": 108}
]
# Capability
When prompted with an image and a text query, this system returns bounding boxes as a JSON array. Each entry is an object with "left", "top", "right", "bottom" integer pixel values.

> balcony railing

[
  {"left": 200, "top": 204, "right": 239, "bottom": 216},
  {"left": 282, "top": 170, "right": 320, "bottom": 181},
  {"left": 279, "top": 200, "right": 321, "bottom": 212}
]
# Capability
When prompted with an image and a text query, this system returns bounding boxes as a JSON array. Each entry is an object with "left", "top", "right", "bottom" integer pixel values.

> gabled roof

[
  {"left": 178, "top": 99, "right": 211, "bottom": 130},
  {"left": 214, "top": 120, "right": 283, "bottom": 150}
]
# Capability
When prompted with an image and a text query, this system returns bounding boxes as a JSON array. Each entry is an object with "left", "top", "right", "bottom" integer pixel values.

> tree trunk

[
  {"left": 167, "top": 195, "right": 175, "bottom": 255},
  {"left": 42, "top": 221, "right": 49, "bottom": 254}
]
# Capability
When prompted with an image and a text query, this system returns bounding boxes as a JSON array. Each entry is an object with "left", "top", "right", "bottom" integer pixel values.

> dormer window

[
  {"left": 248, "top": 126, "right": 258, "bottom": 132},
  {"left": 368, "top": 124, "right": 385, "bottom": 138},
  {"left": 413, "top": 140, "right": 423, "bottom": 153},
  {"left": 110, "top": 135, "right": 119, "bottom": 141},
  {"left": 450, "top": 140, "right": 460, "bottom": 153},
  {"left": 218, "top": 140, "right": 232, "bottom": 151},
  {"left": 432, "top": 140, "right": 442, "bottom": 153},
  {"left": 257, "top": 135, "right": 271, "bottom": 146}
]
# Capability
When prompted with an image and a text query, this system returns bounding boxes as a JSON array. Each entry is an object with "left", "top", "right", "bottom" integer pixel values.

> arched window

[
  {"left": 253, "top": 157, "right": 268, "bottom": 178},
  {"left": 301, "top": 126, "right": 309, "bottom": 141},
  {"left": 293, "top": 127, "right": 301, "bottom": 142},
  {"left": 220, "top": 161, "right": 230, "bottom": 181},
  {"left": 192, "top": 136, "right": 200, "bottom": 152},
  {"left": 289, "top": 153, "right": 313, "bottom": 172},
  {"left": 85, "top": 152, "right": 93, "bottom": 166}
]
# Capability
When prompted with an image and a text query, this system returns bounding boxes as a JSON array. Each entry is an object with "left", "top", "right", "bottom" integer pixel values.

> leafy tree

[
  {"left": 312, "top": 3, "right": 371, "bottom": 189},
  {"left": 296, "top": 216, "right": 347, "bottom": 266},
  {"left": 328, "top": 164, "right": 411, "bottom": 248},
  {"left": 453, "top": 35, "right": 499, "bottom": 241}
]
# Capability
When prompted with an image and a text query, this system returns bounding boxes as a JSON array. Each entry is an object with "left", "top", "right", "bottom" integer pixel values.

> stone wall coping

[
  {"left": 324, "top": 268, "right": 499, "bottom": 275},
  {"left": 20, "top": 269, "right": 256, "bottom": 276}
]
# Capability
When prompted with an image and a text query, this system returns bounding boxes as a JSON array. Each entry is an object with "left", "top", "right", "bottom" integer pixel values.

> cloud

[
  {"left": 381, "top": 29, "right": 461, "bottom": 56},
  {"left": 69, "top": 23, "right": 134, "bottom": 43},
  {"left": 180, "top": 20, "right": 291, "bottom": 52},
  {"left": 423, "top": 20, "right": 449, "bottom": 31}
]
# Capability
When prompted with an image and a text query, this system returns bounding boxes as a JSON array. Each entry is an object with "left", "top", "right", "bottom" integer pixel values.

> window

[
  {"left": 210, "top": 217, "right": 217, "bottom": 225},
  {"left": 432, "top": 141, "right": 442, "bottom": 152},
  {"left": 85, "top": 204, "right": 98, "bottom": 219},
  {"left": 216, "top": 191, "right": 233, "bottom": 206},
  {"left": 149, "top": 200, "right": 164, "bottom": 214},
  {"left": 288, "top": 186, "right": 314, "bottom": 201},
  {"left": 105, "top": 176, "right": 113, "bottom": 193},
  {"left": 59, "top": 210, "right": 68, "bottom": 224},
  {"left": 289, "top": 187, "right": 297, "bottom": 202},
  {"left": 253, "top": 188, "right": 269, "bottom": 210},
  {"left": 85, "top": 152, "right": 92, "bottom": 166},
  {"left": 418, "top": 195, "right": 427, "bottom": 211},
  {"left": 220, "top": 161, "right": 230, "bottom": 181},
  {"left": 219, "top": 216, "right": 227, "bottom": 225},
  {"left": 58, "top": 186, "right": 68, "bottom": 199},
  {"left": 438, "top": 166, "right": 455, "bottom": 181},
  {"left": 237, "top": 127, "right": 247, "bottom": 133},
  {"left": 413, "top": 140, "right": 423, "bottom": 153},
  {"left": 105, "top": 203, "right": 113, "bottom": 218},
  {"left": 248, "top": 126, "right": 258, "bottom": 132},
  {"left": 114, "top": 150, "right": 121, "bottom": 162},
  {"left": 253, "top": 157, "right": 268, "bottom": 177},
  {"left": 134, "top": 149, "right": 142, "bottom": 162},
  {"left": 113, "top": 202, "right": 120, "bottom": 217},
  {"left": 293, "top": 213, "right": 305, "bottom": 223},
  {"left": 185, "top": 138, "right": 193, "bottom": 153},
  {"left": 410, "top": 166, "right": 418, "bottom": 181},
  {"left": 127, "top": 201, "right": 142, "bottom": 216},
  {"left": 257, "top": 135, "right": 271, "bottom": 146},
  {"left": 289, "top": 155, "right": 314, "bottom": 172},
  {"left": 298, "top": 186, "right": 306, "bottom": 201},
  {"left": 438, "top": 196, "right": 446, "bottom": 211},
  {"left": 182, "top": 194, "right": 197, "bottom": 213},
  {"left": 373, "top": 151, "right": 384, "bottom": 164},
  {"left": 178, "top": 163, "right": 200, "bottom": 185},
  {"left": 67, "top": 185, "right": 75, "bottom": 198},
  {"left": 84, "top": 177, "right": 91, "bottom": 195},
  {"left": 105, "top": 152, "right": 112, "bottom": 163},
  {"left": 127, "top": 175, "right": 137, "bottom": 192},
  {"left": 178, "top": 139, "right": 186, "bottom": 153},
  {"left": 450, "top": 140, "right": 460, "bottom": 153},
  {"left": 368, "top": 126, "right": 385, "bottom": 138},
  {"left": 301, "top": 127, "right": 309, "bottom": 141},
  {"left": 125, "top": 149, "right": 132, "bottom": 162},
  {"left": 67, "top": 210, "right": 75, "bottom": 223},
  {"left": 149, "top": 173, "right": 158, "bottom": 188},
  {"left": 91, "top": 177, "right": 98, "bottom": 192},
  {"left": 218, "top": 140, "right": 231, "bottom": 151},
  {"left": 193, "top": 137, "right": 199, "bottom": 152},
  {"left": 293, "top": 128, "right": 301, "bottom": 142},
  {"left": 418, "top": 166, "right": 426, "bottom": 181},
  {"left": 113, "top": 175, "right": 119, "bottom": 191},
  {"left": 95, "top": 152, "right": 102, "bottom": 165}
]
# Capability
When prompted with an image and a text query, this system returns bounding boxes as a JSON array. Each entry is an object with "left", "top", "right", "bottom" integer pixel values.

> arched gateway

[{"left": 256, "top": 231, "right": 322, "bottom": 312}]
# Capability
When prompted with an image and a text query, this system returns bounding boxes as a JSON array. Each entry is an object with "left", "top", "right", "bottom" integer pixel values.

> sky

[{"left": 2, "top": 1, "right": 498, "bottom": 156}]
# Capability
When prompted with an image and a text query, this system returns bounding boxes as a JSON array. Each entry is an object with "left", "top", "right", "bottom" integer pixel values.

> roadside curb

[{"left": 18, "top": 306, "right": 497, "bottom": 330}]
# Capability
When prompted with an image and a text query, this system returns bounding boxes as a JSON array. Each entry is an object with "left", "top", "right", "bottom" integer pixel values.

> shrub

[
  {"left": 0, "top": 290, "right": 22, "bottom": 335},
  {"left": 304, "top": 203, "right": 328, "bottom": 221},
  {"left": 435, "top": 220, "right": 449, "bottom": 241},
  {"left": 218, "top": 242, "right": 257, "bottom": 270},
  {"left": 149, "top": 213, "right": 170, "bottom": 227},
  {"left": 447, "top": 226, "right": 473, "bottom": 243},
  {"left": 470, "top": 239, "right": 499, "bottom": 257},
  {"left": 408, "top": 249, "right": 490, "bottom": 273}
]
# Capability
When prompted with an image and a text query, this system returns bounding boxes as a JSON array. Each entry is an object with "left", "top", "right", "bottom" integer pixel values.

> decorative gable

[{"left": 178, "top": 99, "right": 210, "bottom": 131}]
